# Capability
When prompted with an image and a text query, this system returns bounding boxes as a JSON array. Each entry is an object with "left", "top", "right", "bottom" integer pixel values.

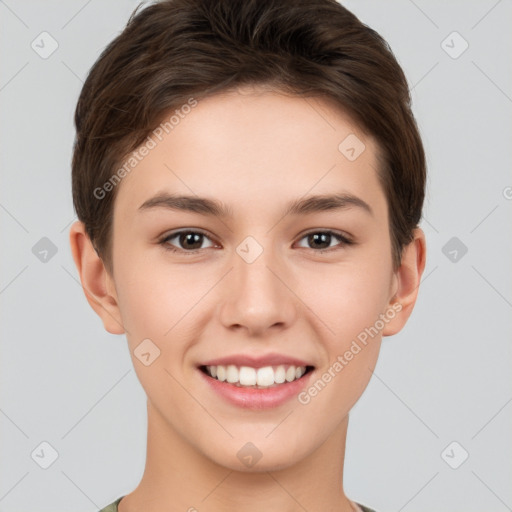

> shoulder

[
  {"left": 357, "top": 503, "right": 379, "bottom": 512},
  {"left": 97, "top": 496, "right": 124, "bottom": 512},
  {"left": 97, "top": 496, "right": 377, "bottom": 512}
]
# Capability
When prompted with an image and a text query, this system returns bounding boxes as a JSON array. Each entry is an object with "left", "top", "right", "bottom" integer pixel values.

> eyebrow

[{"left": 138, "top": 192, "right": 373, "bottom": 218}]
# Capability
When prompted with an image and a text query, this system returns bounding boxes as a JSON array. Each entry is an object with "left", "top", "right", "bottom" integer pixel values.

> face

[{"left": 104, "top": 86, "right": 401, "bottom": 471}]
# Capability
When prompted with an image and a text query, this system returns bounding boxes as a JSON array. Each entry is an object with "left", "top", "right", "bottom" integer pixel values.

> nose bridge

[{"left": 218, "top": 235, "right": 296, "bottom": 334}]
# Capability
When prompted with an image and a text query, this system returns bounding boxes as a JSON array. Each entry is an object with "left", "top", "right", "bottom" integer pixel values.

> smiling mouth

[{"left": 199, "top": 364, "right": 315, "bottom": 389}]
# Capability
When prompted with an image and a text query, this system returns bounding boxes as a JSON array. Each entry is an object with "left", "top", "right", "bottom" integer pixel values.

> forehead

[{"left": 113, "top": 87, "right": 386, "bottom": 221}]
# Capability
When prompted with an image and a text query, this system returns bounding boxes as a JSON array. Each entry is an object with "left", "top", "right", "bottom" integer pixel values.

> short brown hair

[{"left": 72, "top": 0, "right": 426, "bottom": 274}]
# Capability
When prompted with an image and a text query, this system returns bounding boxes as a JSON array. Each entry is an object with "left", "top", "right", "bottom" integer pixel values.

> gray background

[{"left": 1, "top": 1, "right": 511, "bottom": 511}]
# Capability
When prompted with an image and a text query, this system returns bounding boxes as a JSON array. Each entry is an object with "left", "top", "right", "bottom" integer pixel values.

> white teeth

[
  {"left": 256, "top": 366, "right": 274, "bottom": 387},
  {"left": 216, "top": 365, "right": 226, "bottom": 382},
  {"left": 274, "top": 365, "right": 286, "bottom": 384},
  {"left": 285, "top": 366, "right": 296, "bottom": 382},
  {"left": 226, "top": 364, "right": 238, "bottom": 383},
  {"left": 239, "top": 366, "right": 256, "bottom": 386},
  {"left": 203, "top": 364, "right": 308, "bottom": 387}
]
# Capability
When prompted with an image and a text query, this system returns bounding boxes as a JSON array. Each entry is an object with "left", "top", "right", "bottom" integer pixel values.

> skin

[{"left": 69, "top": 85, "right": 426, "bottom": 512}]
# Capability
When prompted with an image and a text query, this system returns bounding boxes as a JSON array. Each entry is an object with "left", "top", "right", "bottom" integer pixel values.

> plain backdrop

[{"left": 1, "top": 1, "right": 511, "bottom": 511}]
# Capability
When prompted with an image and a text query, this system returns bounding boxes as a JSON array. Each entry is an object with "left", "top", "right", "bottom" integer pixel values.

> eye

[
  {"left": 159, "top": 229, "right": 216, "bottom": 253},
  {"left": 295, "top": 230, "right": 353, "bottom": 251},
  {"left": 158, "top": 229, "right": 353, "bottom": 255}
]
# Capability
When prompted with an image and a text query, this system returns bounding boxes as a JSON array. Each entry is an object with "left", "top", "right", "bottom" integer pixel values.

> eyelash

[{"left": 158, "top": 229, "right": 354, "bottom": 255}]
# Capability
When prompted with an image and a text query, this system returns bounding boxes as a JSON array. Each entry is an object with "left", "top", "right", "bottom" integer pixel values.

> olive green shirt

[{"left": 98, "top": 496, "right": 378, "bottom": 512}]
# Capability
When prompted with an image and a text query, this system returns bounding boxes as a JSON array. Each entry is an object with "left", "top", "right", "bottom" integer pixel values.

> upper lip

[{"left": 200, "top": 353, "right": 313, "bottom": 368}]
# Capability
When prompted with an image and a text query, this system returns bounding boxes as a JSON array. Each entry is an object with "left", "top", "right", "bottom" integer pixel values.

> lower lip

[{"left": 198, "top": 368, "right": 314, "bottom": 410}]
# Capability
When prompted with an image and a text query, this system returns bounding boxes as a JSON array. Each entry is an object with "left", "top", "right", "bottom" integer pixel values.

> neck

[{"left": 120, "top": 400, "right": 357, "bottom": 512}]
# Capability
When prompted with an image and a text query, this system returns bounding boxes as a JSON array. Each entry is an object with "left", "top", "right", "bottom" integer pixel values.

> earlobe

[
  {"left": 382, "top": 227, "right": 427, "bottom": 337},
  {"left": 68, "top": 220, "right": 125, "bottom": 335}
]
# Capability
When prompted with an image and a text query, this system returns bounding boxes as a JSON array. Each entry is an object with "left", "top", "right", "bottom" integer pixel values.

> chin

[{"left": 204, "top": 437, "right": 310, "bottom": 473}]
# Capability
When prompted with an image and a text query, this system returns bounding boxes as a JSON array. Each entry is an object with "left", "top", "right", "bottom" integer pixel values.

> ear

[
  {"left": 68, "top": 220, "right": 125, "bottom": 335},
  {"left": 382, "top": 227, "right": 426, "bottom": 336}
]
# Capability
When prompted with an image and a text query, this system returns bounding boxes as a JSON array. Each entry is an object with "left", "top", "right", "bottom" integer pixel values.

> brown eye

[
  {"left": 296, "top": 230, "right": 352, "bottom": 251},
  {"left": 307, "top": 232, "right": 333, "bottom": 250},
  {"left": 160, "top": 230, "right": 215, "bottom": 253},
  {"left": 177, "top": 232, "right": 204, "bottom": 250}
]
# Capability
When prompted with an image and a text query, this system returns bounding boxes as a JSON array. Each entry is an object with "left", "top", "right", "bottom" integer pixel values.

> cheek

[
  {"left": 297, "top": 264, "right": 388, "bottom": 415},
  {"left": 114, "top": 255, "right": 203, "bottom": 337},
  {"left": 113, "top": 264, "right": 195, "bottom": 400},
  {"left": 302, "top": 260, "right": 392, "bottom": 342}
]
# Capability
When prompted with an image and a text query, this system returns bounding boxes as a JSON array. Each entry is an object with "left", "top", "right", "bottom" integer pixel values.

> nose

[{"left": 218, "top": 243, "right": 298, "bottom": 336}]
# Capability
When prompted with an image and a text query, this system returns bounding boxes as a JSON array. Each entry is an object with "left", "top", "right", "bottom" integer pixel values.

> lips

[
  {"left": 196, "top": 353, "right": 315, "bottom": 408},
  {"left": 198, "top": 361, "right": 315, "bottom": 411}
]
